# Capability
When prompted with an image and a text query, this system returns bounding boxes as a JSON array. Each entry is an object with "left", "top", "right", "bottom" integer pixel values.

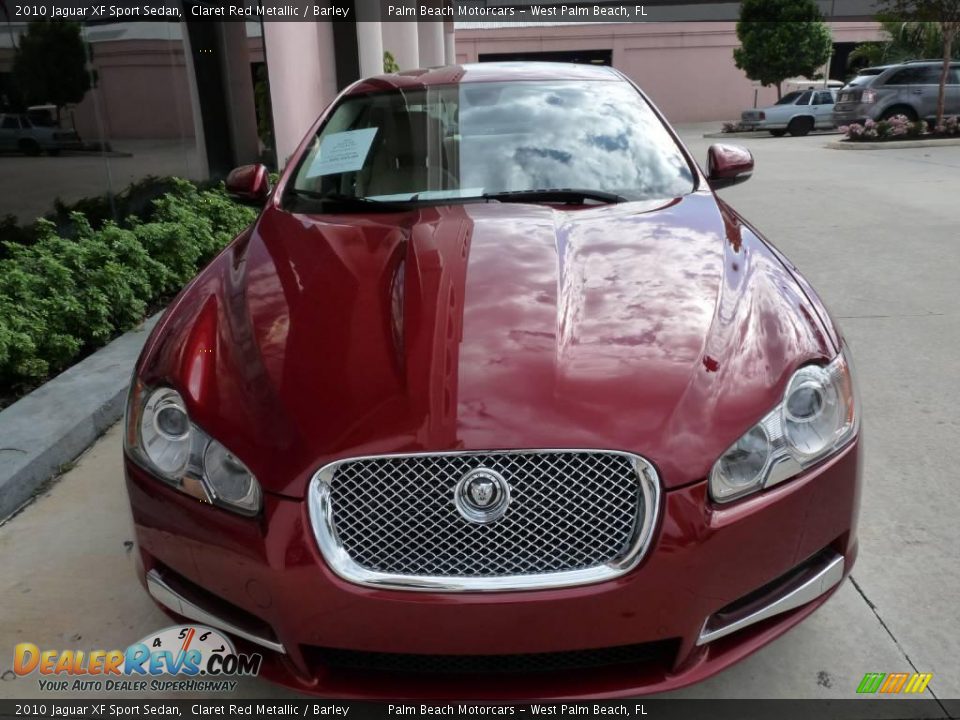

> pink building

[
  {"left": 454, "top": 22, "right": 884, "bottom": 123},
  {"left": 0, "top": 18, "right": 884, "bottom": 183}
]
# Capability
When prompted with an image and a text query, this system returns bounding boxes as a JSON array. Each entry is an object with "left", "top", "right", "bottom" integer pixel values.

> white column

[
  {"left": 381, "top": 21, "right": 419, "bottom": 70},
  {"left": 356, "top": 21, "right": 384, "bottom": 77},
  {"left": 417, "top": 21, "right": 444, "bottom": 68},
  {"left": 217, "top": 22, "right": 259, "bottom": 165},
  {"left": 443, "top": 20, "right": 455, "bottom": 65},
  {"left": 263, "top": 21, "right": 338, "bottom": 168}
]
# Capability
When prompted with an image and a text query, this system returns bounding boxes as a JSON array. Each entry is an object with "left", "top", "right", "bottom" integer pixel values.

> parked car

[
  {"left": 741, "top": 88, "right": 838, "bottom": 136},
  {"left": 124, "top": 62, "right": 861, "bottom": 699},
  {"left": 834, "top": 60, "right": 960, "bottom": 126},
  {"left": 0, "top": 113, "right": 82, "bottom": 155}
]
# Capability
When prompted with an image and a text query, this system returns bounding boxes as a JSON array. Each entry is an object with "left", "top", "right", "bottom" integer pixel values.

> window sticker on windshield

[{"left": 305, "top": 128, "right": 378, "bottom": 177}]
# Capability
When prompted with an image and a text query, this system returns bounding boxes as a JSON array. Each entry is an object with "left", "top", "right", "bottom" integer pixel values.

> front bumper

[{"left": 125, "top": 439, "right": 861, "bottom": 699}]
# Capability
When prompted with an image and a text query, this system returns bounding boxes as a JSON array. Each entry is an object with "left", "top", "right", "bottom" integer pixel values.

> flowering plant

[
  {"left": 934, "top": 116, "right": 959, "bottom": 136},
  {"left": 722, "top": 121, "right": 750, "bottom": 133},
  {"left": 841, "top": 115, "right": 957, "bottom": 142}
]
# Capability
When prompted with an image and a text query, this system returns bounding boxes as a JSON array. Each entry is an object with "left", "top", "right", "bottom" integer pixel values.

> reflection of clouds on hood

[{"left": 459, "top": 81, "right": 694, "bottom": 200}]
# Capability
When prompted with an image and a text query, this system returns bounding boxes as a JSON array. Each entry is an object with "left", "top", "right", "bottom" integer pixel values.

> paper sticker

[{"left": 305, "top": 128, "right": 378, "bottom": 177}]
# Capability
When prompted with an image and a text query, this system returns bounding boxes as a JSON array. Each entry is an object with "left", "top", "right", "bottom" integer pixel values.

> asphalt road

[{"left": 1, "top": 125, "right": 958, "bottom": 707}]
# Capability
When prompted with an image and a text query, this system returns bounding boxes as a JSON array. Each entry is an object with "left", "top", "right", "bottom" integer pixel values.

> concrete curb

[
  {"left": 703, "top": 130, "right": 840, "bottom": 139},
  {"left": 826, "top": 137, "right": 960, "bottom": 150},
  {"left": 0, "top": 313, "right": 162, "bottom": 520}
]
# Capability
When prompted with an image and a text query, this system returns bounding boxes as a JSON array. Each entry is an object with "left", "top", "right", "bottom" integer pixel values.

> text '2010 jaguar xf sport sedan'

[{"left": 124, "top": 62, "right": 861, "bottom": 698}]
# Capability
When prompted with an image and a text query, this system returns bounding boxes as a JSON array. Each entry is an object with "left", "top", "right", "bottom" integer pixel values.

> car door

[
  {"left": 811, "top": 91, "right": 835, "bottom": 128},
  {"left": 877, "top": 65, "right": 925, "bottom": 117},
  {"left": 883, "top": 66, "right": 939, "bottom": 119},
  {"left": 0, "top": 115, "right": 22, "bottom": 150},
  {"left": 792, "top": 90, "right": 813, "bottom": 119},
  {"left": 915, "top": 66, "right": 946, "bottom": 119},
  {"left": 946, "top": 66, "right": 960, "bottom": 117}
]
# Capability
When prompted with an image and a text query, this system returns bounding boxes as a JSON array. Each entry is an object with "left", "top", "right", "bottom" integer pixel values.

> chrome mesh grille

[{"left": 325, "top": 451, "right": 645, "bottom": 579}]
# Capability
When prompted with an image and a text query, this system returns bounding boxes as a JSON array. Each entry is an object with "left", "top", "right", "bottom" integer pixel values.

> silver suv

[{"left": 833, "top": 60, "right": 960, "bottom": 126}]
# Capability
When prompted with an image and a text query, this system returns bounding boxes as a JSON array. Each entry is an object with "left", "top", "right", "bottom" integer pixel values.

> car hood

[{"left": 139, "top": 190, "right": 834, "bottom": 497}]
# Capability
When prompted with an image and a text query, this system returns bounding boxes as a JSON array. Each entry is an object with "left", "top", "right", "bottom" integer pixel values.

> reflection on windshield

[{"left": 289, "top": 80, "right": 694, "bottom": 207}]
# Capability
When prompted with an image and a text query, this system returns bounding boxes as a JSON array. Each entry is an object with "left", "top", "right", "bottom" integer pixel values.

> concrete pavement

[
  {"left": 679, "top": 125, "right": 960, "bottom": 703},
  {"left": 0, "top": 140, "right": 205, "bottom": 224},
  {"left": 1, "top": 126, "right": 958, "bottom": 705}
]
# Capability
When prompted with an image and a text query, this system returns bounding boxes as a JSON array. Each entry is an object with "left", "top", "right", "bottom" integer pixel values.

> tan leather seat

[{"left": 362, "top": 110, "right": 454, "bottom": 197}]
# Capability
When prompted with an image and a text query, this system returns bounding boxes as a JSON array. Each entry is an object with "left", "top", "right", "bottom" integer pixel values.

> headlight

[
  {"left": 125, "top": 381, "right": 261, "bottom": 516},
  {"left": 710, "top": 348, "right": 858, "bottom": 503}
]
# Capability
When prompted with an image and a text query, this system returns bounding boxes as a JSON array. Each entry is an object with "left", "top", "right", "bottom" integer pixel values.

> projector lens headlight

[
  {"left": 125, "top": 381, "right": 262, "bottom": 516},
  {"left": 203, "top": 440, "right": 261, "bottom": 514},
  {"left": 709, "top": 348, "right": 858, "bottom": 504},
  {"left": 140, "top": 388, "right": 191, "bottom": 478},
  {"left": 711, "top": 424, "right": 773, "bottom": 502}
]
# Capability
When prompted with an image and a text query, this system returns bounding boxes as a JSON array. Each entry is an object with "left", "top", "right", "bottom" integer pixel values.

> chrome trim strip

[
  {"left": 145, "top": 570, "right": 286, "bottom": 654},
  {"left": 307, "top": 449, "right": 661, "bottom": 592},
  {"left": 696, "top": 552, "right": 845, "bottom": 646}
]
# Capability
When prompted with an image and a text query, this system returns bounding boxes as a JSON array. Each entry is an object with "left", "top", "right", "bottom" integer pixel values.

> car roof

[
  {"left": 347, "top": 62, "right": 623, "bottom": 95},
  {"left": 861, "top": 60, "right": 959, "bottom": 73}
]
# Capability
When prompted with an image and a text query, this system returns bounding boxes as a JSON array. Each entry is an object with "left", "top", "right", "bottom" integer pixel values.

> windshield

[{"left": 288, "top": 80, "right": 695, "bottom": 208}]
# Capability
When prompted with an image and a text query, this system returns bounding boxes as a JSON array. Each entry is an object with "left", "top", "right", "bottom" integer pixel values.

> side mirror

[
  {"left": 225, "top": 164, "right": 271, "bottom": 205},
  {"left": 706, "top": 144, "right": 754, "bottom": 190}
]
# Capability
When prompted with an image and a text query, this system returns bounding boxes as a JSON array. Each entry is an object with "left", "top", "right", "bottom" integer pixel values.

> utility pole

[{"left": 824, "top": 0, "right": 837, "bottom": 87}]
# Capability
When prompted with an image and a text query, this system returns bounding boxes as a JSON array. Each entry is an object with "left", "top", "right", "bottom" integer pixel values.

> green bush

[
  {"left": 0, "top": 176, "right": 198, "bottom": 259},
  {"left": 0, "top": 178, "right": 257, "bottom": 398}
]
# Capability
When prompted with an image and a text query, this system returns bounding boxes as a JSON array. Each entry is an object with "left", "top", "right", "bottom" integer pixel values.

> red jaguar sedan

[{"left": 124, "top": 62, "right": 861, "bottom": 698}]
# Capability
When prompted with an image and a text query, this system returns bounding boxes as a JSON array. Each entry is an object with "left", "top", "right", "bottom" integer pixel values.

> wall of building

[
  {"left": 454, "top": 22, "right": 884, "bottom": 123},
  {"left": 70, "top": 32, "right": 264, "bottom": 142},
  {"left": 71, "top": 38, "right": 195, "bottom": 141}
]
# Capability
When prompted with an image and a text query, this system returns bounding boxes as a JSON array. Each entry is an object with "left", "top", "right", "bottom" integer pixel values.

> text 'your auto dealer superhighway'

[{"left": 387, "top": 705, "right": 646, "bottom": 716}]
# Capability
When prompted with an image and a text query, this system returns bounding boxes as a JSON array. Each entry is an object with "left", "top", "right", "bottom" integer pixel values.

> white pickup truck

[
  {"left": 740, "top": 88, "right": 838, "bottom": 137},
  {"left": 0, "top": 113, "right": 83, "bottom": 155}
]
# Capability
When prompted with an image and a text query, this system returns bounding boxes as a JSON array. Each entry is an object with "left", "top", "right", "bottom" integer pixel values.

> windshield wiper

[
  {"left": 482, "top": 188, "right": 627, "bottom": 205},
  {"left": 286, "top": 188, "right": 412, "bottom": 212}
]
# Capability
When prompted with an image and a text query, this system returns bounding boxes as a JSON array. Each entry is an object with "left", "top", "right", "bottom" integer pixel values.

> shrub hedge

[{"left": 0, "top": 179, "right": 257, "bottom": 402}]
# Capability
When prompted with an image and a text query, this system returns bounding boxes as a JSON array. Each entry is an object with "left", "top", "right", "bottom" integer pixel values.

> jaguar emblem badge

[
  {"left": 455, "top": 468, "right": 510, "bottom": 523},
  {"left": 468, "top": 479, "right": 496, "bottom": 507}
]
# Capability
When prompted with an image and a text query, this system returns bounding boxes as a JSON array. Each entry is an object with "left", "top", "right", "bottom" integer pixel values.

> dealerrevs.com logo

[
  {"left": 856, "top": 672, "right": 934, "bottom": 694},
  {"left": 14, "top": 625, "right": 262, "bottom": 692}
]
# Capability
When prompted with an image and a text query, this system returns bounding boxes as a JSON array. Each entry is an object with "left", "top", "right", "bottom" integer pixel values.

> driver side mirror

[
  {"left": 706, "top": 144, "right": 754, "bottom": 190},
  {"left": 225, "top": 164, "right": 271, "bottom": 205}
]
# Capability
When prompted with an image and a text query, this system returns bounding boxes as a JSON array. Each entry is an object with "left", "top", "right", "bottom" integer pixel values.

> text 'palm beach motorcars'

[{"left": 124, "top": 62, "right": 861, "bottom": 698}]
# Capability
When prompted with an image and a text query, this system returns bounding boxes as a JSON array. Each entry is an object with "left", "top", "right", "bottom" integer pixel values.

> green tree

[
  {"left": 881, "top": 0, "right": 960, "bottom": 126},
  {"left": 734, "top": 0, "right": 834, "bottom": 99},
  {"left": 851, "top": 19, "right": 960, "bottom": 67},
  {"left": 383, "top": 51, "right": 400, "bottom": 73},
  {"left": 12, "top": 20, "right": 92, "bottom": 124}
]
